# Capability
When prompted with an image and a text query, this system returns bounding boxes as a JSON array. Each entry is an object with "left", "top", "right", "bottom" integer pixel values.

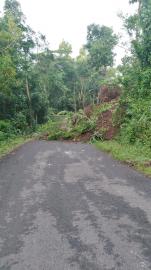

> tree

[
  {"left": 0, "top": 0, "right": 122, "bottom": 133},
  {"left": 121, "top": 0, "right": 151, "bottom": 97},
  {"left": 125, "top": 0, "right": 151, "bottom": 67},
  {"left": 86, "top": 24, "right": 118, "bottom": 72},
  {"left": 4, "top": 0, "right": 24, "bottom": 25},
  {"left": 116, "top": 0, "right": 151, "bottom": 146},
  {"left": 58, "top": 40, "right": 72, "bottom": 58}
]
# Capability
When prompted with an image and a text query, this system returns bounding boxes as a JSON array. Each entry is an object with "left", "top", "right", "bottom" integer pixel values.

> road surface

[{"left": 0, "top": 141, "right": 151, "bottom": 270}]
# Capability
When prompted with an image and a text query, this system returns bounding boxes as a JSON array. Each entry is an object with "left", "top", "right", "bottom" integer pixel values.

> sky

[{"left": 0, "top": 0, "right": 137, "bottom": 64}]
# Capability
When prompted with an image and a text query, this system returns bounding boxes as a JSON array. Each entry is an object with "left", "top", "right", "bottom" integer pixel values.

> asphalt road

[{"left": 0, "top": 141, "right": 151, "bottom": 270}]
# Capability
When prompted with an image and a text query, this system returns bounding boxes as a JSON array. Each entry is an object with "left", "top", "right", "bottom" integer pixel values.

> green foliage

[
  {"left": 58, "top": 40, "right": 72, "bottom": 58},
  {"left": 93, "top": 102, "right": 113, "bottom": 116},
  {"left": 0, "top": 0, "right": 119, "bottom": 139},
  {"left": 0, "top": 54, "right": 16, "bottom": 94},
  {"left": 116, "top": 0, "right": 151, "bottom": 151},
  {"left": 117, "top": 99, "right": 151, "bottom": 147},
  {"left": 121, "top": 0, "right": 151, "bottom": 92},
  {"left": 48, "top": 130, "right": 74, "bottom": 141},
  {"left": 86, "top": 24, "right": 118, "bottom": 71},
  {"left": 38, "top": 119, "right": 61, "bottom": 134},
  {"left": 48, "top": 131, "right": 63, "bottom": 141},
  {"left": 0, "top": 120, "right": 13, "bottom": 133},
  {"left": 3, "top": 0, "right": 151, "bottom": 172},
  {"left": 0, "top": 131, "right": 8, "bottom": 141},
  {"left": 13, "top": 112, "right": 28, "bottom": 133},
  {"left": 0, "top": 120, "right": 15, "bottom": 141},
  {"left": 0, "top": 120, "right": 15, "bottom": 142},
  {"left": 72, "top": 118, "right": 96, "bottom": 134}
]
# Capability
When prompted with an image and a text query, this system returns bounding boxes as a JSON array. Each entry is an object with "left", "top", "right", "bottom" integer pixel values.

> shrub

[
  {"left": 13, "top": 112, "right": 28, "bottom": 133},
  {"left": 0, "top": 131, "right": 8, "bottom": 141},
  {"left": 0, "top": 120, "right": 15, "bottom": 141},
  {"left": 0, "top": 120, "right": 13, "bottom": 133},
  {"left": 48, "top": 129, "right": 75, "bottom": 141},
  {"left": 48, "top": 131, "right": 63, "bottom": 140},
  {"left": 61, "top": 131, "right": 74, "bottom": 140},
  {"left": 73, "top": 119, "right": 95, "bottom": 134},
  {"left": 117, "top": 98, "right": 151, "bottom": 147}
]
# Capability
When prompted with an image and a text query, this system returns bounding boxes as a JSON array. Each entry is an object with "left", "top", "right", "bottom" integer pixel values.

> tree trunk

[
  {"left": 26, "top": 77, "right": 31, "bottom": 102},
  {"left": 138, "top": 0, "right": 141, "bottom": 15},
  {"left": 74, "top": 84, "right": 77, "bottom": 112},
  {"left": 25, "top": 76, "right": 33, "bottom": 127}
]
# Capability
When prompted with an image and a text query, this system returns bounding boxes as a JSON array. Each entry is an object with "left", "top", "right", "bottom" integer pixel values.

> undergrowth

[{"left": 37, "top": 101, "right": 116, "bottom": 141}]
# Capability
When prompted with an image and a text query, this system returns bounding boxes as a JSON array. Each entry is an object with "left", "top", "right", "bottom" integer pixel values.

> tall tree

[
  {"left": 58, "top": 40, "right": 72, "bottom": 58},
  {"left": 121, "top": 0, "right": 151, "bottom": 97},
  {"left": 86, "top": 24, "right": 118, "bottom": 72}
]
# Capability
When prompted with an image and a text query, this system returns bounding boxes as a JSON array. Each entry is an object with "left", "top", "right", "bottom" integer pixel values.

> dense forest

[
  {"left": 1, "top": 0, "right": 151, "bottom": 173},
  {"left": 0, "top": 0, "right": 117, "bottom": 128}
]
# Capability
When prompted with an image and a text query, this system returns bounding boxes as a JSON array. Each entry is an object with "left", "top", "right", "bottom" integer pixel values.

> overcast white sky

[{"left": 0, "top": 0, "right": 137, "bottom": 64}]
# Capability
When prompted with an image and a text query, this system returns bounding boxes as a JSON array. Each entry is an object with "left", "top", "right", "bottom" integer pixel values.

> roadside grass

[
  {"left": 95, "top": 140, "right": 151, "bottom": 177},
  {"left": 0, "top": 136, "right": 31, "bottom": 158}
]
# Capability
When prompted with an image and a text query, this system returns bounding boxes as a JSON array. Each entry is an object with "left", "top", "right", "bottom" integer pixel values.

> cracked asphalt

[{"left": 0, "top": 140, "right": 151, "bottom": 270}]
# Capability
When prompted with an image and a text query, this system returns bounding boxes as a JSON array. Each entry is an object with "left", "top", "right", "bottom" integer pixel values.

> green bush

[
  {"left": 73, "top": 118, "right": 96, "bottom": 134},
  {"left": 0, "top": 120, "right": 16, "bottom": 141},
  {"left": 48, "top": 129, "right": 75, "bottom": 141},
  {"left": 48, "top": 131, "right": 63, "bottom": 140},
  {"left": 0, "top": 131, "right": 8, "bottom": 141},
  {"left": 0, "top": 120, "right": 13, "bottom": 133},
  {"left": 13, "top": 112, "right": 28, "bottom": 133},
  {"left": 117, "top": 98, "right": 151, "bottom": 147}
]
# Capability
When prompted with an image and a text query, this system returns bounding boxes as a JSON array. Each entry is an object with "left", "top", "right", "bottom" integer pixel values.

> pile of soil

[
  {"left": 69, "top": 101, "right": 118, "bottom": 142},
  {"left": 75, "top": 131, "right": 93, "bottom": 142},
  {"left": 84, "top": 105, "right": 93, "bottom": 118},
  {"left": 39, "top": 100, "right": 119, "bottom": 143},
  {"left": 96, "top": 109, "right": 118, "bottom": 140},
  {"left": 98, "top": 85, "right": 120, "bottom": 103}
]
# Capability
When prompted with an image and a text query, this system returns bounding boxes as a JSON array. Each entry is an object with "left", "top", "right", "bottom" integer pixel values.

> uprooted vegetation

[{"left": 38, "top": 99, "right": 119, "bottom": 143}]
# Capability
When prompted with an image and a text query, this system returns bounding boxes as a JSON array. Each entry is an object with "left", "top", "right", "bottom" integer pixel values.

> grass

[
  {"left": 0, "top": 136, "right": 31, "bottom": 158},
  {"left": 95, "top": 140, "right": 151, "bottom": 177}
]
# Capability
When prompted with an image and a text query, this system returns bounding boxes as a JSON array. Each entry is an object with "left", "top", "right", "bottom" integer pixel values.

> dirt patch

[
  {"left": 75, "top": 131, "right": 93, "bottom": 142},
  {"left": 98, "top": 85, "right": 120, "bottom": 103},
  {"left": 96, "top": 109, "right": 118, "bottom": 140},
  {"left": 84, "top": 105, "right": 93, "bottom": 118}
]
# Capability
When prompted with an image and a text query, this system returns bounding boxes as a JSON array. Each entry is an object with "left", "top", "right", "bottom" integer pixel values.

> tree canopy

[{"left": 0, "top": 0, "right": 118, "bottom": 130}]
